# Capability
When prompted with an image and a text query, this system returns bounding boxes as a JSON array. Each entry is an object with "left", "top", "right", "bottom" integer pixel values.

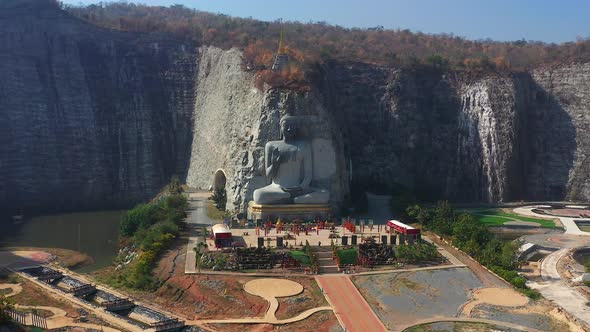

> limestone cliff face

[
  {"left": 186, "top": 50, "right": 347, "bottom": 213},
  {"left": 0, "top": 2, "right": 196, "bottom": 211},
  {"left": 2, "top": 2, "right": 590, "bottom": 215},
  {"left": 529, "top": 64, "right": 590, "bottom": 201},
  {"left": 186, "top": 47, "right": 265, "bottom": 212},
  {"left": 317, "top": 62, "right": 590, "bottom": 204}
]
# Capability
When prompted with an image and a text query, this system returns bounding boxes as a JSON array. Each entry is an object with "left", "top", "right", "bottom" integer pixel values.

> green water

[
  {"left": 574, "top": 250, "right": 590, "bottom": 266},
  {"left": 1, "top": 210, "right": 123, "bottom": 272},
  {"left": 492, "top": 232, "right": 523, "bottom": 241}
]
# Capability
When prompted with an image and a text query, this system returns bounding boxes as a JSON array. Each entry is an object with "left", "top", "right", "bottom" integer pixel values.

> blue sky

[{"left": 61, "top": 0, "right": 590, "bottom": 43}]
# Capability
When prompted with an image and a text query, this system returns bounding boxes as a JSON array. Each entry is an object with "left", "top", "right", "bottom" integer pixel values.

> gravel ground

[
  {"left": 403, "top": 321, "right": 523, "bottom": 332},
  {"left": 354, "top": 268, "right": 482, "bottom": 328},
  {"left": 471, "top": 304, "right": 566, "bottom": 332}
]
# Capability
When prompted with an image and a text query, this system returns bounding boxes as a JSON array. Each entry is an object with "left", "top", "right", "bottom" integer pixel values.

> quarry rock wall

[
  {"left": 2, "top": 3, "right": 590, "bottom": 215},
  {"left": 0, "top": 3, "right": 196, "bottom": 211}
]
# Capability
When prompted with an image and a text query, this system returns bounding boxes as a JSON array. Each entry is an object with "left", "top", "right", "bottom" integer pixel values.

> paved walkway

[
  {"left": 514, "top": 207, "right": 590, "bottom": 235},
  {"left": 316, "top": 275, "right": 387, "bottom": 332},
  {"left": 527, "top": 249, "right": 590, "bottom": 327},
  {"left": 184, "top": 193, "right": 216, "bottom": 274}
]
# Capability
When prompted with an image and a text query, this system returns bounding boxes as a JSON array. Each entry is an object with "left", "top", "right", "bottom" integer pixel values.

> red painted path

[{"left": 316, "top": 275, "right": 387, "bottom": 332}]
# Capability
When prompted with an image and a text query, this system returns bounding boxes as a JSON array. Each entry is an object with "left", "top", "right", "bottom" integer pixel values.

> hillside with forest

[{"left": 64, "top": 2, "right": 590, "bottom": 84}]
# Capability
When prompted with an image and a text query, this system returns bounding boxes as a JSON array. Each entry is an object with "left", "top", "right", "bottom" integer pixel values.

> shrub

[
  {"left": 116, "top": 192, "right": 188, "bottom": 290},
  {"left": 120, "top": 202, "right": 162, "bottom": 236},
  {"left": 522, "top": 288, "right": 541, "bottom": 300},
  {"left": 211, "top": 187, "right": 227, "bottom": 211}
]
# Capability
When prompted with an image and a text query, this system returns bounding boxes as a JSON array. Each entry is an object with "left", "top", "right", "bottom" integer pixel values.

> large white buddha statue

[{"left": 253, "top": 116, "right": 330, "bottom": 205}]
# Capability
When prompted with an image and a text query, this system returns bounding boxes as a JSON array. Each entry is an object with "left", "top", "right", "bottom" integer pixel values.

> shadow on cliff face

[
  {"left": 510, "top": 72, "right": 576, "bottom": 201},
  {"left": 318, "top": 62, "right": 462, "bottom": 205},
  {"left": 0, "top": 3, "right": 196, "bottom": 214}
]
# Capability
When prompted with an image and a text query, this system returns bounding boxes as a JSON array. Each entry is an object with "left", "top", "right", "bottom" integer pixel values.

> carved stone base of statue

[{"left": 247, "top": 201, "right": 331, "bottom": 221}]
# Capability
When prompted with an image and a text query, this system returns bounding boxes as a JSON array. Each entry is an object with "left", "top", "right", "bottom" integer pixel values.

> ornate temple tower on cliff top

[{"left": 271, "top": 23, "right": 289, "bottom": 71}]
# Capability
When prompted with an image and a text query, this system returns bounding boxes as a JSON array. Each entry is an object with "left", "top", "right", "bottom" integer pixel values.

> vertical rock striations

[
  {"left": 0, "top": 2, "right": 196, "bottom": 211},
  {"left": 317, "top": 62, "right": 590, "bottom": 204},
  {"left": 1, "top": 3, "right": 590, "bottom": 215}
]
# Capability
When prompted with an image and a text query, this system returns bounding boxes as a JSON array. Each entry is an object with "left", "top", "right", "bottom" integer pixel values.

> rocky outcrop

[
  {"left": 186, "top": 47, "right": 265, "bottom": 212},
  {"left": 1, "top": 2, "right": 590, "bottom": 216},
  {"left": 186, "top": 51, "right": 348, "bottom": 212}
]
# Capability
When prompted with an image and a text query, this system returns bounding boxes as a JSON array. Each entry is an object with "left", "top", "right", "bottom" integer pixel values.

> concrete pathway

[
  {"left": 184, "top": 193, "right": 216, "bottom": 274},
  {"left": 527, "top": 249, "right": 590, "bottom": 327},
  {"left": 198, "top": 306, "right": 333, "bottom": 325},
  {"left": 316, "top": 275, "right": 387, "bottom": 332},
  {"left": 422, "top": 237, "right": 465, "bottom": 266},
  {"left": 514, "top": 207, "right": 590, "bottom": 235}
]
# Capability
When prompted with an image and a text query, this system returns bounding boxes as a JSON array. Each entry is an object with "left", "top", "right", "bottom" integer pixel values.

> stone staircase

[{"left": 314, "top": 246, "right": 340, "bottom": 274}]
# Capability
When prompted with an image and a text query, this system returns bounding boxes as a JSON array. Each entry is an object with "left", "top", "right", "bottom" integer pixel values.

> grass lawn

[
  {"left": 290, "top": 250, "right": 311, "bottom": 266},
  {"left": 463, "top": 208, "right": 558, "bottom": 228},
  {"left": 207, "top": 200, "right": 226, "bottom": 221},
  {"left": 337, "top": 248, "right": 358, "bottom": 265}
]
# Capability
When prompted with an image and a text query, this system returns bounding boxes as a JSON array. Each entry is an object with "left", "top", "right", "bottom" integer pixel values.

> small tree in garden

[{"left": 211, "top": 186, "right": 227, "bottom": 210}]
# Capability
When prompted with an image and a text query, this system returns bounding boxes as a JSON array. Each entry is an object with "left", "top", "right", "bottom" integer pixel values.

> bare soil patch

[
  {"left": 275, "top": 277, "right": 328, "bottom": 320},
  {"left": 144, "top": 274, "right": 268, "bottom": 320},
  {"left": 462, "top": 288, "right": 528, "bottom": 316},
  {"left": 1, "top": 247, "right": 93, "bottom": 269}
]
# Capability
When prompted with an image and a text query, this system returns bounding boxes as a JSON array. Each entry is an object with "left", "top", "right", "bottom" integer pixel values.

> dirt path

[
  {"left": 426, "top": 234, "right": 508, "bottom": 288},
  {"left": 316, "top": 275, "right": 386, "bottom": 332}
]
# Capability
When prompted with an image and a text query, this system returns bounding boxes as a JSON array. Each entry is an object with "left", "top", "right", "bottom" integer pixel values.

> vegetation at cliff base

[
  {"left": 208, "top": 186, "right": 228, "bottom": 220},
  {"left": 109, "top": 186, "right": 188, "bottom": 290},
  {"left": 406, "top": 202, "right": 540, "bottom": 299}
]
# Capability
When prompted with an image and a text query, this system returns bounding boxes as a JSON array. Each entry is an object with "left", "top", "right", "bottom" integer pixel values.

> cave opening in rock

[{"left": 213, "top": 169, "right": 227, "bottom": 191}]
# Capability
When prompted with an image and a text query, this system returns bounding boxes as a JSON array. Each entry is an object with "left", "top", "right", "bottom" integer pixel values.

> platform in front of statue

[{"left": 247, "top": 201, "right": 331, "bottom": 221}]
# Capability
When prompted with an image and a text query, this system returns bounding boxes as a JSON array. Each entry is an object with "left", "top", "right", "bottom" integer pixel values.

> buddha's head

[{"left": 280, "top": 116, "right": 298, "bottom": 140}]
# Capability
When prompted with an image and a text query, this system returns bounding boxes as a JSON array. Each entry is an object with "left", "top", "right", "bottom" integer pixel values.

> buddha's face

[{"left": 280, "top": 118, "right": 297, "bottom": 139}]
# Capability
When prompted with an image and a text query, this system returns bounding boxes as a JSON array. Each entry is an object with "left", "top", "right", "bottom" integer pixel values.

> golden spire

[{"left": 277, "top": 20, "right": 286, "bottom": 55}]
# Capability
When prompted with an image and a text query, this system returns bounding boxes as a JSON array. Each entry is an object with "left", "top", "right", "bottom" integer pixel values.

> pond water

[
  {"left": 527, "top": 251, "right": 549, "bottom": 262},
  {"left": 573, "top": 249, "right": 590, "bottom": 266},
  {"left": 0, "top": 210, "right": 123, "bottom": 272},
  {"left": 492, "top": 232, "right": 523, "bottom": 241}
]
